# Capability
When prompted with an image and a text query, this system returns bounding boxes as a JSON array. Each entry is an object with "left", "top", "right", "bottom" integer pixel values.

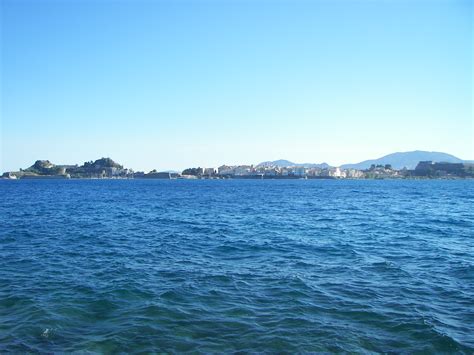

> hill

[{"left": 341, "top": 151, "right": 467, "bottom": 170}]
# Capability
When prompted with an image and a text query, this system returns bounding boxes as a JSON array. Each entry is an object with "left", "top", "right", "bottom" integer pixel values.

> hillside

[{"left": 341, "top": 151, "right": 466, "bottom": 170}]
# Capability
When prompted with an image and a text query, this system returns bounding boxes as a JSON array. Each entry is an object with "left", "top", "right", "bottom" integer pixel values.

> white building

[
  {"left": 234, "top": 166, "right": 251, "bottom": 176},
  {"left": 329, "top": 167, "right": 343, "bottom": 178},
  {"left": 345, "top": 169, "right": 364, "bottom": 178},
  {"left": 294, "top": 167, "right": 306, "bottom": 177}
]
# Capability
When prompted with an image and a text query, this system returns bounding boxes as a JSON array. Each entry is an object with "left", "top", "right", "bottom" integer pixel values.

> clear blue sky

[{"left": 1, "top": 0, "right": 472, "bottom": 172}]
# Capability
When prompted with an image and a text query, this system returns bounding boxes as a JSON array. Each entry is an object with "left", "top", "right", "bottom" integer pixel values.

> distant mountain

[
  {"left": 341, "top": 151, "right": 468, "bottom": 170},
  {"left": 257, "top": 159, "right": 331, "bottom": 169}
]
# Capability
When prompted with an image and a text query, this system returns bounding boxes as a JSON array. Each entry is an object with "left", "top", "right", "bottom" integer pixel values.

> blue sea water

[{"left": 0, "top": 179, "right": 473, "bottom": 353}]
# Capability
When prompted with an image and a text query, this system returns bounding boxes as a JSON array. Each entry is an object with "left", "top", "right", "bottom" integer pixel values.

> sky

[{"left": 1, "top": 0, "right": 472, "bottom": 172}]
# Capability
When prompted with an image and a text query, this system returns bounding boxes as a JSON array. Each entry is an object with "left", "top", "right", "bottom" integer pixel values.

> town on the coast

[{"left": 2, "top": 154, "right": 474, "bottom": 180}]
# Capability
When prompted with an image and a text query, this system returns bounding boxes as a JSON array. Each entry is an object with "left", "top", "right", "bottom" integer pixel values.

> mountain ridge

[
  {"left": 340, "top": 150, "right": 470, "bottom": 170},
  {"left": 257, "top": 151, "right": 472, "bottom": 170}
]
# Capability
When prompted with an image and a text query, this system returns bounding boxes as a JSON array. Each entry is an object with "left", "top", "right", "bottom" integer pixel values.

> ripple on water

[{"left": 0, "top": 179, "right": 473, "bottom": 353}]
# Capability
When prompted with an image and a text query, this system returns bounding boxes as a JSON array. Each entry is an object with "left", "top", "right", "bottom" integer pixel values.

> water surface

[{"left": 1, "top": 179, "right": 473, "bottom": 352}]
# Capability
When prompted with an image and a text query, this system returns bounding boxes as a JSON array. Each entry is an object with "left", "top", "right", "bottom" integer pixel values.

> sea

[{"left": 0, "top": 179, "right": 473, "bottom": 353}]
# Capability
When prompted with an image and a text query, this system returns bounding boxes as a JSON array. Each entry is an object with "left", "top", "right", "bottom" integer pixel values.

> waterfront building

[
  {"left": 294, "top": 167, "right": 306, "bottom": 177},
  {"left": 234, "top": 166, "right": 252, "bottom": 176},
  {"left": 218, "top": 165, "right": 235, "bottom": 175},
  {"left": 345, "top": 169, "right": 364, "bottom": 178},
  {"left": 329, "top": 167, "right": 343, "bottom": 177},
  {"left": 264, "top": 168, "right": 278, "bottom": 176}
]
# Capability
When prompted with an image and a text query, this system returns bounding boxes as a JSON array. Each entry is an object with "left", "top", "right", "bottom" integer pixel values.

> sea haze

[{"left": 0, "top": 179, "right": 473, "bottom": 353}]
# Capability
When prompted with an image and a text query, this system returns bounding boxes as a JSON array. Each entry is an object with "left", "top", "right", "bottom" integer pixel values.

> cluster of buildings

[
  {"left": 179, "top": 162, "right": 473, "bottom": 179},
  {"left": 181, "top": 164, "right": 380, "bottom": 179},
  {"left": 79, "top": 166, "right": 134, "bottom": 179},
  {"left": 3, "top": 158, "right": 473, "bottom": 180}
]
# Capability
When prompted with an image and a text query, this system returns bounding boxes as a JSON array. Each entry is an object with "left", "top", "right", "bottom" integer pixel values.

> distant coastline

[{"left": 3, "top": 152, "right": 474, "bottom": 180}]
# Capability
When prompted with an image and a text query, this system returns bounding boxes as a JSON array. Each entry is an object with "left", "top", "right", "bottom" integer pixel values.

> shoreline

[{"left": 2, "top": 176, "right": 473, "bottom": 181}]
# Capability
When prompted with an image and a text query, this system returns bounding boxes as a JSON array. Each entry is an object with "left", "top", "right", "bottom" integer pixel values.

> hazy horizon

[
  {"left": 1, "top": 0, "right": 473, "bottom": 172},
  {"left": 2, "top": 149, "right": 474, "bottom": 173}
]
